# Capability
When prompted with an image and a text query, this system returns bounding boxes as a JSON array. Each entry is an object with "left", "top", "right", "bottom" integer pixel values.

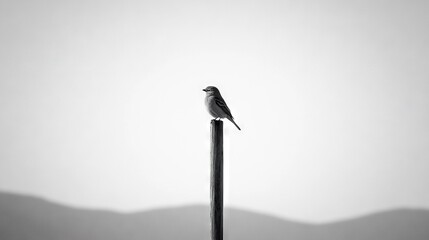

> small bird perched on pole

[{"left": 203, "top": 86, "right": 241, "bottom": 130}]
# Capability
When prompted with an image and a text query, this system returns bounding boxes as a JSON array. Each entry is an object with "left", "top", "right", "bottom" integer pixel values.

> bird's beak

[{"left": 202, "top": 89, "right": 207, "bottom": 92}]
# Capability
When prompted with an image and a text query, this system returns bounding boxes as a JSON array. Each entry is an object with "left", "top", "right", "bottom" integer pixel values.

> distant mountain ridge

[{"left": 1, "top": 192, "right": 429, "bottom": 240}]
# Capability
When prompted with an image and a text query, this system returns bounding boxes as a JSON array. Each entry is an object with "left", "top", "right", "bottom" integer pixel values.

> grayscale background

[{"left": 1, "top": 0, "right": 428, "bottom": 228}]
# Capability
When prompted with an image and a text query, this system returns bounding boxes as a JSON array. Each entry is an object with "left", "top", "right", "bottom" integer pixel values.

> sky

[{"left": 1, "top": 0, "right": 429, "bottom": 222}]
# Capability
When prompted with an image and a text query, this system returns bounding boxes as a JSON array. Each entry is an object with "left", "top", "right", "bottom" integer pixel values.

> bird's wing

[{"left": 215, "top": 97, "right": 233, "bottom": 119}]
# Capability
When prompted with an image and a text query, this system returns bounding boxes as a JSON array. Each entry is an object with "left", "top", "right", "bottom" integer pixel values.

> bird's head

[{"left": 202, "top": 86, "right": 220, "bottom": 95}]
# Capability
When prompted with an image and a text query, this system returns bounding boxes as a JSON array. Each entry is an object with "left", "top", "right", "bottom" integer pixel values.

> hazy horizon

[
  {"left": 2, "top": 190, "right": 429, "bottom": 225},
  {"left": 1, "top": 0, "right": 429, "bottom": 222}
]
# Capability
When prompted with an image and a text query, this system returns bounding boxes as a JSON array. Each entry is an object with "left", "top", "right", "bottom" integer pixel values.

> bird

[{"left": 203, "top": 86, "right": 241, "bottom": 130}]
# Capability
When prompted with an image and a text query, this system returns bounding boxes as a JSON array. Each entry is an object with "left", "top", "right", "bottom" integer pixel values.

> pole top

[{"left": 211, "top": 119, "right": 223, "bottom": 124}]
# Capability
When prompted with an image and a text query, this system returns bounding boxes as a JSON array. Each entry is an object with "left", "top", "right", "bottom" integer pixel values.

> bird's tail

[{"left": 229, "top": 118, "right": 241, "bottom": 131}]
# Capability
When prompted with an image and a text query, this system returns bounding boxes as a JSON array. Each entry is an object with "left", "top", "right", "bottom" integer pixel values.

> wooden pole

[{"left": 210, "top": 120, "right": 223, "bottom": 240}]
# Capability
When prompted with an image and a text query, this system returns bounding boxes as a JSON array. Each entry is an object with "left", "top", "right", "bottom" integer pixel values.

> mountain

[{"left": 1, "top": 192, "right": 429, "bottom": 240}]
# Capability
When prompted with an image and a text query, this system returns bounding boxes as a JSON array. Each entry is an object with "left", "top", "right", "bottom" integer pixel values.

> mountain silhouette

[{"left": 1, "top": 192, "right": 429, "bottom": 240}]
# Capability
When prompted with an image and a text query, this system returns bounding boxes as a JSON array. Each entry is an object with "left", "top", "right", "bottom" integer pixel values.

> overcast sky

[{"left": 1, "top": 0, "right": 429, "bottom": 222}]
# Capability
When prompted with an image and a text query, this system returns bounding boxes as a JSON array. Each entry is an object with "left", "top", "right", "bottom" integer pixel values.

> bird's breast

[{"left": 205, "top": 96, "right": 225, "bottom": 118}]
